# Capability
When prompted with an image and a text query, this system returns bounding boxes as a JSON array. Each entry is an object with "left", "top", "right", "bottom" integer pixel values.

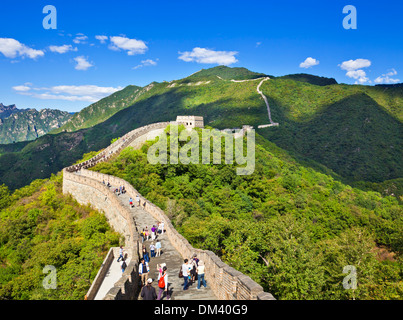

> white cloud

[
  {"left": 0, "top": 38, "right": 44, "bottom": 59},
  {"left": 109, "top": 36, "right": 148, "bottom": 55},
  {"left": 374, "top": 69, "right": 400, "bottom": 84},
  {"left": 256, "top": 42, "right": 262, "bottom": 47},
  {"left": 48, "top": 44, "right": 77, "bottom": 54},
  {"left": 133, "top": 58, "right": 158, "bottom": 69},
  {"left": 13, "top": 83, "right": 123, "bottom": 103},
  {"left": 178, "top": 47, "right": 238, "bottom": 65},
  {"left": 95, "top": 35, "right": 108, "bottom": 44},
  {"left": 299, "top": 57, "right": 319, "bottom": 68},
  {"left": 345, "top": 69, "right": 370, "bottom": 84},
  {"left": 74, "top": 56, "right": 94, "bottom": 71},
  {"left": 73, "top": 34, "right": 88, "bottom": 44},
  {"left": 340, "top": 58, "right": 371, "bottom": 71},
  {"left": 12, "top": 85, "right": 31, "bottom": 92},
  {"left": 339, "top": 58, "right": 372, "bottom": 84}
]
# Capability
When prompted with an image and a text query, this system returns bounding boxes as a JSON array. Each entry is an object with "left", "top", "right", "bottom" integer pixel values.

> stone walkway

[
  {"left": 94, "top": 251, "right": 131, "bottom": 300},
  {"left": 96, "top": 181, "right": 217, "bottom": 300}
]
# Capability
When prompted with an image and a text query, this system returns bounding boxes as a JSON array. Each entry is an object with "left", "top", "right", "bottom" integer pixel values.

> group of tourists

[
  {"left": 129, "top": 195, "right": 141, "bottom": 208},
  {"left": 140, "top": 263, "right": 169, "bottom": 300},
  {"left": 181, "top": 254, "right": 207, "bottom": 290},
  {"left": 140, "top": 222, "right": 164, "bottom": 242},
  {"left": 114, "top": 185, "right": 126, "bottom": 195}
]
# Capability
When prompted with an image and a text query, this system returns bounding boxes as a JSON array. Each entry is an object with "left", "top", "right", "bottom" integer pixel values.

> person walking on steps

[
  {"left": 141, "top": 278, "right": 157, "bottom": 300},
  {"left": 120, "top": 258, "right": 127, "bottom": 274},
  {"left": 155, "top": 240, "right": 161, "bottom": 257},
  {"left": 150, "top": 242, "right": 155, "bottom": 258},
  {"left": 197, "top": 260, "right": 207, "bottom": 289},
  {"left": 139, "top": 258, "right": 150, "bottom": 286},
  {"left": 182, "top": 259, "right": 191, "bottom": 290},
  {"left": 117, "top": 246, "right": 124, "bottom": 262},
  {"left": 157, "top": 266, "right": 170, "bottom": 300}
]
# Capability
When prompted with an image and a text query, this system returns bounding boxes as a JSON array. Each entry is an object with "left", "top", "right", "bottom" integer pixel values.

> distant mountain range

[
  {"left": 0, "top": 66, "right": 401, "bottom": 195},
  {"left": 0, "top": 103, "right": 21, "bottom": 119},
  {"left": 0, "top": 104, "right": 72, "bottom": 144}
]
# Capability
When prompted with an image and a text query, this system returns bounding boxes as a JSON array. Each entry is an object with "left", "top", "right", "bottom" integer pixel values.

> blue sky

[{"left": 0, "top": 0, "right": 402, "bottom": 112}]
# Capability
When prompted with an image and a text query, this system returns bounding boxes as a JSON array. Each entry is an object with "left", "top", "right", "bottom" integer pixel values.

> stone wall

[{"left": 63, "top": 118, "right": 275, "bottom": 300}]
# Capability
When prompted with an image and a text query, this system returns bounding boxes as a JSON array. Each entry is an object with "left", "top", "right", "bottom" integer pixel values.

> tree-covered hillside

[
  {"left": 0, "top": 67, "right": 401, "bottom": 193},
  {"left": 51, "top": 85, "right": 142, "bottom": 134},
  {"left": 90, "top": 126, "right": 402, "bottom": 300},
  {"left": 0, "top": 172, "right": 120, "bottom": 300}
]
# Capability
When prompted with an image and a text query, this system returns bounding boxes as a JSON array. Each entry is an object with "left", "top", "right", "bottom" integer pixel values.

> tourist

[
  {"left": 136, "top": 194, "right": 140, "bottom": 207},
  {"left": 155, "top": 240, "right": 162, "bottom": 257},
  {"left": 139, "top": 258, "right": 150, "bottom": 286},
  {"left": 197, "top": 261, "right": 207, "bottom": 289},
  {"left": 142, "top": 247, "right": 150, "bottom": 263},
  {"left": 157, "top": 263, "right": 166, "bottom": 278},
  {"left": 129, "top": 198, "right": 134, "bottom": 208},
  {"left": 182, "top": 259, "right": 191, "bottom": 290},
  {"left": 141, "top": 278, "right": 157, "bottom": 300},
  {"left": 144, "top": 227, "right": 149, "bottom": 241},
  {"left": 157, "top": 222, "right": 162, "bottom": 234},
  {"left": 151, "top": 225, "right": 156, "bottom": 240},
  {"left": 150, "top": 242, "right": 156, "bottom": 258},
  {"left": 190, "top": 254, "right": 199, "bottom": 283},
  {"left": 157, "top": 266, "right": 170, "bottom": 300},
  {"left": 117, "top": 246, "right": 124, "bottom": 262},
  {"left": 160, "top": 221, "right": 165, "bottom": 234},
  {"left": 120, "top": 258, "right": 127, "bottom": 273}
]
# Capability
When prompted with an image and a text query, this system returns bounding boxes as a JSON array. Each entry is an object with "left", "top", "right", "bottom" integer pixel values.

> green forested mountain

[
  {"left": 0, "top": 66, "right": 401, "bottom": 193},
  {"left": 278, "top": 73, "right": 338, "bottom": 86},
  {"left": 0, "top": 108, "right": 71, "bottom": 144},
  {"left": 90, "top": 126, "right": 402, "bottom": 300},
  {"left": 50, "top": 85, "right": 142, "bottom": 133}
]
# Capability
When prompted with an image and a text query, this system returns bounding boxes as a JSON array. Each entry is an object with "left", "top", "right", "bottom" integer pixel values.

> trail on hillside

[{"left": 216, "top": 76, "right": 279, "bottom": 127}]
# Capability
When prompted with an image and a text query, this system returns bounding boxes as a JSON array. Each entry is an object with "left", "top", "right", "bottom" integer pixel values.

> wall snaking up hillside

[{"left": 63, "top": 119, "right": 276, "bottom": 300}]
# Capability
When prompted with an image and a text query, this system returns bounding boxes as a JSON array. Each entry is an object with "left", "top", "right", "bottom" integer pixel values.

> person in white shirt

[
  {"left": 117, "top": 246, "right": 124, "bottom": 262},
  {"left": 197, "top": 260, "right": 207, "bottom": 289},
  {"left": 155, "top": 240, "right": 162, "bottom": 257},
  {"left": 150, "top": 243, "right": 156, "bottom": 257},
  {"left": 182, "top": 259, "right": 191, "bottom": 290}
]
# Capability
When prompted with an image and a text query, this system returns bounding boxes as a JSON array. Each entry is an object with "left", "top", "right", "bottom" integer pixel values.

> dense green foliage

[
  {"left": 91, "top": 127, "right": 402, "bottom": 300},
  {"left": 278, "top": 73, "right": 338, "bottom": 86},
  {"left": 0, "top": 174, "right": 120, "bottom": 300},
  {"left": 0, "top": 67, "right": 401, "bottom": 194},
  {"left": 184, "top": 65, "right": 270, "bottom": 82}
]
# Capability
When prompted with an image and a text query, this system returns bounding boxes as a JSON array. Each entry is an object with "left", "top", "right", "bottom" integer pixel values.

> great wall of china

[{"left": 62, "top": 116, "right": 275, "bottom": 301}]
